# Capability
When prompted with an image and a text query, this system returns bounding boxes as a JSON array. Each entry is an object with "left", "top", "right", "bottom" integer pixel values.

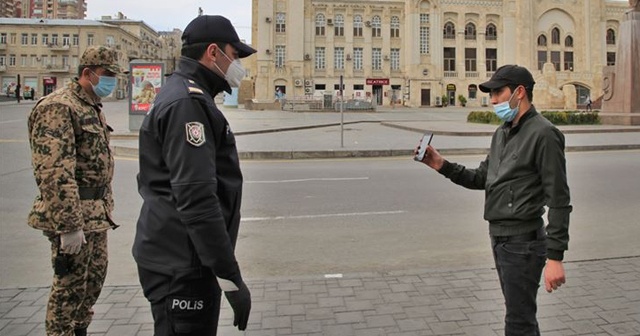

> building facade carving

[{"left": 250, "top": 0, "right": 628, "bottom": 108}]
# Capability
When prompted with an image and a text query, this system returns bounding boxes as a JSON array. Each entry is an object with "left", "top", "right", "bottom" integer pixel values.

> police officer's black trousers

[{"left": 138, "top": 266, "right": 222, "bottom": 336}]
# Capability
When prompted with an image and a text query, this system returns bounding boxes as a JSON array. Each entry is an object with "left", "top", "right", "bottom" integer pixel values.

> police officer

[
  {"left": 27, "top": 46, "right": 123, "bottom": 336},
  {"left": 134, "top": 15, "right": 255, "bottom": 335}
]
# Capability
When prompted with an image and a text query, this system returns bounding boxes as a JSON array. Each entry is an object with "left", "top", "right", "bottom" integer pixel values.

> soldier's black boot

[{"left": 74, "top": 328, "right": 87, "bottom": 336}]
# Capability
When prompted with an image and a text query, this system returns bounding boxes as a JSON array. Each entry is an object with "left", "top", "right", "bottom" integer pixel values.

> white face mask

[{"left": 215, "top": 50, "right": 246, "bottom": 88}]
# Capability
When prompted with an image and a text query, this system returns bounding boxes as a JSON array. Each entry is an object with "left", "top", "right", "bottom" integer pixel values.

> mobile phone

[{"left": 414, "top": 133, "right": 433, "bottom": 161}]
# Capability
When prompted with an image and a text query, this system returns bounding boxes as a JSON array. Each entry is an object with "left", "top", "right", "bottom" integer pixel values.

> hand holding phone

[{"left": 414, "top": 133, "right": 433, "bottom": 161}]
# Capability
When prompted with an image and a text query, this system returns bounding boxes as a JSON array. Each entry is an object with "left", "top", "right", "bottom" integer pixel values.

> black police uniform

[{"left": 134, "top": 56, "right": 244, "bottom": 335}]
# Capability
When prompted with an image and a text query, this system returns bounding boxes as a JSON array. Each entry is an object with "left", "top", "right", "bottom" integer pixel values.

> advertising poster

[
  {"left": 24, "top": 77, "right": 38, "bottom": 100},
  {"left": 130, "top": 63, "right": 163, "bottom": 114},
  {"left": 2, "top": 77, "right": 16, "bottom": 97}
]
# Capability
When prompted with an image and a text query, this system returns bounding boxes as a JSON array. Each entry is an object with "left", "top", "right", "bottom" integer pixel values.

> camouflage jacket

[{"left": 27, "top": 79, "right": 117, "bottom": 234}]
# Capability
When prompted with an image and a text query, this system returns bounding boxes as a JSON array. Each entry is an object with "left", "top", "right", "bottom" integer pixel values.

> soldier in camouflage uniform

[{"left": 27, "top": 46, "right": 125, "bottom": 336}]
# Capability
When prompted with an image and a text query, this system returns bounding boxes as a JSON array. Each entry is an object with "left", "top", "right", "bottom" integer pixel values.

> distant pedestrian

[
  {"left": 275, "top": 87, "right": 285, "bottom": 110},
  {"left": 30, "top": 87, "right": 35, "bottom": 100},
  {"left": 586, "top": 96, "right": 592, "bottom": 112},
  {"left": 15, "top": 83, "right": 21, "bottom": 103},
  {"left": 417, "top": 64, "right": 572, "bottom": 336}
]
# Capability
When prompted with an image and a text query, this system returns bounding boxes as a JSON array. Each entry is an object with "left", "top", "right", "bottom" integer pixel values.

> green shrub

[
  {"left": 467, "top": 110, "right": 600, "bottom": 125},
  {"left": 540, "top": 111, "right": 600, "bottom": 125},
  {"left": 458, "top": 95, "right": 467, "bottom": 106},
  {"left": 467, "top": 111, "right": 502, "bottom": 124}
]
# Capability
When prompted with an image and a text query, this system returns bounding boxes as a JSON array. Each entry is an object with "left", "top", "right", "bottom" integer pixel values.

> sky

[{"left": 85, "top": 0, "right": 253, "bottom": 41}]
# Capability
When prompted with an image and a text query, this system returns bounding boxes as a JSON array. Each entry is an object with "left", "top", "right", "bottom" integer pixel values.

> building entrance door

[
  {"left": 372, "top": 85, "right": 383, "bottom": 105},
  {"left": 421, "top": 89, "right": 431, "bottom": 106}
]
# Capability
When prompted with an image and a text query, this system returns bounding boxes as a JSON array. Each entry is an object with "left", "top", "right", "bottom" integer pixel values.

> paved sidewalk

[{"left": 1, "top": 257, "right": 639, "bottom": 336}]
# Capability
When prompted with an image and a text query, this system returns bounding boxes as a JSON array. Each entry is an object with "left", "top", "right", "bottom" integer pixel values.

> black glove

[{"left": 224, "top": 281, "right": 251, "bottom": 330}]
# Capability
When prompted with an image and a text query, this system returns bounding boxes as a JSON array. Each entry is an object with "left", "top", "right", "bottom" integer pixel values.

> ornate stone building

[{"left": 250, "top": 0, "right": 629, "bottom": 108}]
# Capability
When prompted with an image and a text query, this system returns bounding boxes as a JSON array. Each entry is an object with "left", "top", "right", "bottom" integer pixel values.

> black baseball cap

[
  {"left": 182, "top": 15, "right": 257, "bottom": 58},
  {"left": 479, "top": 65, "right": 535, "bottom": 93}
]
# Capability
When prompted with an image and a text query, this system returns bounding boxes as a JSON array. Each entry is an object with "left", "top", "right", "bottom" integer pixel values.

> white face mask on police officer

[{"left": 215, "top": 50, "right": 246, "bottom": 88}]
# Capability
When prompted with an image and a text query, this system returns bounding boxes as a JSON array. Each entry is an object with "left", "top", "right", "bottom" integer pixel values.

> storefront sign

[{"left": 366, "top": 78, "right": 390, "bottom": 85}]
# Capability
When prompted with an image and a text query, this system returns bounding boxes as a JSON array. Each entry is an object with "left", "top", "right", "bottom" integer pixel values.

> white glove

[{"left": 60, "top": 230, "right": 86, "bottom": 254}]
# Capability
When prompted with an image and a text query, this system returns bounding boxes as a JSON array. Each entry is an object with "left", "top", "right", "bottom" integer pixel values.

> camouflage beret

[{"left": 80, "top": 46, "right": 128, "bottom": 74}]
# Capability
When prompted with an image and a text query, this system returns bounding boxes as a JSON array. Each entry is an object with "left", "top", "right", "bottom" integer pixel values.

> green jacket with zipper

[{"left": 439, "top": 106, "right": 572, "bottom": 261}]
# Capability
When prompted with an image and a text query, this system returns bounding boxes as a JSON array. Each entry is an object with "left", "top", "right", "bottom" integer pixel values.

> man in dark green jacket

[{"left": 418, "top": 65, "right": 571, "bottom": 336}]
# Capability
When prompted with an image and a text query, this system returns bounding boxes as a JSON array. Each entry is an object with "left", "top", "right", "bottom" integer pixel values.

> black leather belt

[
  {"left": 493, "top": 227, "right": 544, "bottom": 243},
  {"left": 78, "top": 187, "right": 106, "bottom": 200}
]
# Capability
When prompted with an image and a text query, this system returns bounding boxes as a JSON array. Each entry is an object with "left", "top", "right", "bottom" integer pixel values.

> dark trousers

[
  {"left": 491, "top": 228, "right": 546, "bottom": 336},
  {"left": 138, "top": 266, "right": 222, "bottom": 336}
]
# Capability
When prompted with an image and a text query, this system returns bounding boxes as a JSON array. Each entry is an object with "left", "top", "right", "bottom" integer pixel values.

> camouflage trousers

[{"left": 46, "top": 231, "right": 108, "bottom": 336}]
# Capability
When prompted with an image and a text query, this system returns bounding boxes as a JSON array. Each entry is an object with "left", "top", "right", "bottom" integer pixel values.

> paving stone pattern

[{"left": 1, "top": 257, "right": 639, "bottom": 335}]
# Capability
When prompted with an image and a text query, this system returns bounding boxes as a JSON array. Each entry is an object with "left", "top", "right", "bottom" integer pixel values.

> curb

[
  {"left": 109, "top": 121, "right": 376, "bottom": 140},
  {"left": 112, "top": 144, "right": 640, "bottom": 160},
  {"left": 383, "top": 122, "right": 640, "bottom": 136}
]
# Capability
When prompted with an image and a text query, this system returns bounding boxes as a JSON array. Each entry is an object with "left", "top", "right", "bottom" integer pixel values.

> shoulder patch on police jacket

[
  {"left": 186, "top": 79, "right": 203, "bottom": 95},
  {"left": 185, "top": 121, "right": 206, "bottom": 147},
  {"left": 188, "top": 87, "right": 203, "bottom": 94}
]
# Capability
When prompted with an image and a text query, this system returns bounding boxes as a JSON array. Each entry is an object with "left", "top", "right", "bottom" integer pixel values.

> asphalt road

[
  {"left": 2, "top": 101, "right": 639, "bottom": 289},
  {"left": 2, "top": 146, "right": 639, "bottom": 288}
]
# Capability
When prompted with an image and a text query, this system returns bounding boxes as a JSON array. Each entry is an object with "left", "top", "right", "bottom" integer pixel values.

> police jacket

[
  {"left": 134, "top": 56, "right": 243, "bottom": 285},
  {"left": 27, "top": 80, "right": 116, "bottom": 234},
  {"left": 439, "top": 107, "right": 572, "bottom": 261}
]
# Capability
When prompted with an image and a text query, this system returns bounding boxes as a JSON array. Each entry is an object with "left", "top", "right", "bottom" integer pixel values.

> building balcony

[
  {"left": 444, "top": 71, "right": 458, "bottom": 78},
  {"left": 0, "top": 65, "right": 6, "bottom": 72},
  {"left": 48, "top": 44, "right": 70, "bottom": 52},
  {"left": 465, "top": 72, "right": 479, "bottom": 78},
  {"left": 46, "top": 64, "right": 70, "bottom": 72}
]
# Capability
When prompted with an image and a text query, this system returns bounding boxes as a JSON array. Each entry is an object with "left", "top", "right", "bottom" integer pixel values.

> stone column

[{"left": 601, "top": 1, "right": 640, "bottom": 125}]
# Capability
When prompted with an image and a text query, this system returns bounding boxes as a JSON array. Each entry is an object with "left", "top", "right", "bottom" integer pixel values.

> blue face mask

[
  {"left": 90, "top": 71, "right": 117, "bottom": 98},
  {"left": 492, "top": 87, "right": 521, "bottom": 122}
]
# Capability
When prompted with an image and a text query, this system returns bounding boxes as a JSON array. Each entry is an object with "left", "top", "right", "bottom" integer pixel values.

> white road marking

[
  {"left": 324, "top": 274, "right": 343, "bottom": 278},
  {"left": 242, "top": 210, "right": 405, "bottom": 222},
  {"left": 246, "top": 177, "right": 369, "bottom": 184},
  {"left": 0, "top": 119, "right": 22, "bottom": 124}
]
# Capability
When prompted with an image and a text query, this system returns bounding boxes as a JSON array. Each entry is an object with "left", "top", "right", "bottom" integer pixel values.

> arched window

[
  {"left": 334, "top": 14, "right": 344, "bottom": 36},
  {"left": 486, "top": 23, "right": 497, "bottom": 40},
  {"left": 443, "top": 22, "right": 455, "bottom": 39},
  {"left": 353, "top": 15, "right": 363, "bottom": 37},
  {"left": 565, "top": 36, "right": 573, "bottom": 47},
  {"left": 606, "top": 29, "right": 616, "bottom": 45},
  {"left": 465, "top": 23, "right": 476, "bottom": 40},
  {"left": 537, "top": 34, "right": 547, "bottom": 46},
  {"left": 468, "top": 84, "right": 478, "bottom": 99},
  {"left": 315, "top": 14, "right": 325, "bottom": 36},
  {"left": 372, "top": 15, "right": 382, "bottom": 38},
  {"left": 551, "top": 27, "right": 560, "bottom": 44},
  {"left": 391, "top": 16, "right": 400, "bottom": 38},
  {"left": 275, "top": 12, "right": 286, "bottom": 33}
]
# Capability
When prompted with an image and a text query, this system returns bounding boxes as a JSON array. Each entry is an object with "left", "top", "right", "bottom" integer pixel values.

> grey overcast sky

[{"left": 85, "top": 1, "right": 253, "bottom": 41}]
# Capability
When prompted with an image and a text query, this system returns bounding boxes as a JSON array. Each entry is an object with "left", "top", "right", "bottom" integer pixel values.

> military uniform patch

[{"left": 185, "top": 122, "right": 206, "bottom": 147}]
